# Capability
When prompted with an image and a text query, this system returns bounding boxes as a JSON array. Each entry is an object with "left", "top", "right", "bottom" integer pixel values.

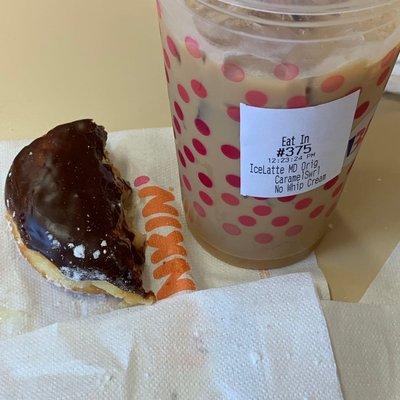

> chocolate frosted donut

[{"left": 5, "top": 120, "right": 154, "bottom": 305}]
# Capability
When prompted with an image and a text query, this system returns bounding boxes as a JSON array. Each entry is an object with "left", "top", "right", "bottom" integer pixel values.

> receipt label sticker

[{"left": 240, "top": 91, "right": 360, "bottom": 198}]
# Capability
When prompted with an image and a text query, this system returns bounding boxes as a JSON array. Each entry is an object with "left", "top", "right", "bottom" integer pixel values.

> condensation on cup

[{"left": 157, "top": 0, "right": 400, "bottom": 268}]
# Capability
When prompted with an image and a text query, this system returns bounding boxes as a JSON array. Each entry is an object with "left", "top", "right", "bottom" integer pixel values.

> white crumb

[
  {"left": 101, "top": 240, "right": 107, "bottom": 247},
  {"left": 93, "top": 250, "right": 101, "bottom": 259},
  {"left": 73, "top": 244, "right": 85, "bottom": 259}
]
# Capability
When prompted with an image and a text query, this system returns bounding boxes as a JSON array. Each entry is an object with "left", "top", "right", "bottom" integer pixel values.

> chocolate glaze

[{"left": 5, "top": 119, "right": 148, "bottom": 296}]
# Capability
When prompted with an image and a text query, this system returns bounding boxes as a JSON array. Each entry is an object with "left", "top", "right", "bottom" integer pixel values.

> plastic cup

[{"left": 157, "top": 0, "right": 400, "bottom": 268}]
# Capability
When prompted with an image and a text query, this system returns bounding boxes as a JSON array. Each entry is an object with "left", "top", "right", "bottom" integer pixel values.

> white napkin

[
  {"left": 323, "top": 301, "right": 400, "bottom": 400},
  {"left": 0, "top": 128, "right": 329, "bottom": 340},
  {"left": 0, "top": 273, "right": 343, "bottom": 400},
  {"left": 360, "top": 243, "right": 400, "bottom": 305}
]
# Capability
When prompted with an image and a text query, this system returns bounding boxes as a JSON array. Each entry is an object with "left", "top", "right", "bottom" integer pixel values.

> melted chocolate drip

[{"left": 5, "top": 120, "right": 146, "bottom": 295}]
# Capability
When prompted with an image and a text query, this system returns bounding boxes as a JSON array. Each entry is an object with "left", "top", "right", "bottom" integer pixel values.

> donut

[{"left": 5, "top": 120, "right": 155, "bottom": 305}]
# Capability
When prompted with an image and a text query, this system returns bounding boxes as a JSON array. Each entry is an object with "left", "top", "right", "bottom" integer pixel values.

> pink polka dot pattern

[
  {"left": 295, "top": 198, "right": 313, "bottom": 210},
  {"left": 174, "top": 102, "right": 184, "bottom": 120},
  {"left": 178, "top": 150, "right": 186, "bottom": 168},
  {"left": 167, "top": 36, "right": 180, "bottom": 59},
  {"left": 182, "top": 175, "right": 192, "bottom": 191},
  {"left": 278, "top": 196, "right": 296, "bottom": 203},
  {"left": 272, "top": 216, "right": 289, "bottom": 227},
  {"left": 286, "top": 225, "right": 303, "bottom": 237},
  {"left": 191, "top": 79, "right": 208, "bottom": 98},
  {"left": 255, "top": 233, "right": 274, "bottom": 244},
  {"left": 221, "top": 193, "right": 240, "bottom": 206},
  {"left": 195, "top": 118, "right": 211, "bottom": 136},
  {"left": 332, "top": 183, "right": 344, "bottom": 198},
  {"left": 287, "top": 96, "right": 309, "bottom": 109},
  {"left": 310, "top": 205, "right": 325, "bottom": 219},
  {"left": 238, "top": 215, "right": 257, "bottom": 227},
  {"left": 199, "top": 191, "right": 213, "bottom": 206},
  {"left": 163, "top": 49, "right": 171, "bottom": 69},
  {"left": 253, "top": 205, "right": 272, "bottom": 216},
  {"left": 193, "top": 201, "right": 206, "bottom": 218},
  {"left": 377, "top": 67, "right": 391, "bottom": 86},
  {"left": 227, "top": 106, "right": 240, "bottom": 122},
  {"left": 134, "top": 175, "right": 150, "bottom": 187},
  {"left": 321, "top": 75, "right": 345, "bottom": 93},
  {"left": 324, "top": 176, "right": 339, "bottom": 190},
  {"left": 245, "top": 90, "right": 268, "bottom": 107},
  {"left": 221, "top": 63, "right": 245, "bottom": 82},
  {"left": 221, "top": 144, "right": 240, "bottom": 160},
  {"left": 198, "top": 172, "right": 213, "bottom": 188},
  {"left": 354, "top": 102, "right": 369, "bottom": 119},
  {"left": 185, "top": 36, "right": 202, "bottom": 59},
  {"left": 178, "top": 84, "right": 190, "bottom": 104},
  {"left": 173, "top": 116, "right": 181, "bottom": 134},
  {"left": 226, "top": 174, "right": 241, "bottom": 188},
  {"left": 192, "top": 138, "right": 207, "bottom": 156},
  {"left": 183, "top": 145, "right": 195, "bottom": 163},
  {"left": 274, "top": 63, "right": 299, "bottom": 81},
  {"left": 223, "top": 223, "right": 242, "bottom": 236}
]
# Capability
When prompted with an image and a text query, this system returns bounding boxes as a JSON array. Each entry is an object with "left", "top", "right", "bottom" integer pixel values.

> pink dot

[
  {"left": 255, "top": 233, "right": 274, "bottom": 244},
  {"left": 183, "top": 146, "right": 195, "bottom": 163},
  {"left": 272, "top": 216, "right": 289, "bottom": 227},
  {"left": 381, "top": 48, "right": 399, "bottom": 69},
  {"left": 326, "top": 202, "right": 338, "bottom": 217},
  {"left": 310, "top": 205, "right": 325, "bottom": 219},
  {"left": 222, "top": 223, "right": 242, "bottom": 236},
  {"left": 178, "top": 84, "right": 190, "bottom": 103},
  {"left": 163, "top": 49, "right": 171, "bottom": 69},
  {"left": 221, "top": 63, "right": 245, "bottom": 83},
  {"left": 295, "top": 198, "right": 313, "bottom": 210},
  {"left": 287, "top": 96, "right": 309, "bottom": 109},
  {"left": 377, "top": 67, "right": 391, "bottom": 86},
  {"left": 192, "top": 138, "right": 207, "bottom": 156},
  {"left": 199, "top": 191, "right": 213, "bottom": 206},
  {"left": 191, "top": 80, "right": 208, "bottom": 98},
  {"left": 182, "top": 175, "right": 192, "bottom": 191},
  {"left": 174, "top": 102, "right": 184, "bottom": 120},
  {"left": 198, "top": 172, "right": 213, "bottom": 188},
  {"left": 274, "top": 63, "right": 299, "bottom": 81},
  {"left": 278, "top": 196, "right": 296, "bottom": 203},
  {"left": 193, "top": 201, "right": 206, "bottom": 218},
  {"left": 227, "top": 106, "right": 240, "bottom": 122},
  {"left": 253, "top": 205, "right": 272, "bottom": 216},
  {"left": 245, "top": 90, "right": 268, "bottom": 107},
  {"left": 354, "top": 101, "right": 369, "bottom": 119},
  {"left": 238, "top": 215, "right": 257, "bottom": 227},
  {"left": 332, "top": 183, "right": 344, "bottom": 198},
  {"left": 324, "top": 176, "right": 339, "bottom": 190},
  {"left": 173, "top": 116, "right": 181, "bottom": 134},
  {"left": 134, "top": 175, "right": 150, "bottom": 187},
  {"left": 221, "top": 193, "right": 240, "bottom": 206},
  {"left": 167, "top": 36, "right": 180, "bottom": 59},
  {"left": 178, "top": 150, "right": 186, "bottom": 168},
  {"left": 221, "top": 144, "right": 240, "bottom": 160},
  {"left": 226, "top": 174, "right": 241, "bottom": 188},
  {"left": 185, "top": 36, "right": 202, "bottom": 59},
  {"left": 195, "top": 118, "right": 211, "bottom": 136},
  {"left": 321, "top": 75, "right": 345, "bottom": 93},
  {"left": 286, "top": 225, "right": 303, "bottom": 237}
]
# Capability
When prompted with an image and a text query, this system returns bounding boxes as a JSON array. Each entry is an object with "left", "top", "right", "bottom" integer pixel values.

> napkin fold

[{"left": 0, "top": 273, "right": 343, "bottom": 400}]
